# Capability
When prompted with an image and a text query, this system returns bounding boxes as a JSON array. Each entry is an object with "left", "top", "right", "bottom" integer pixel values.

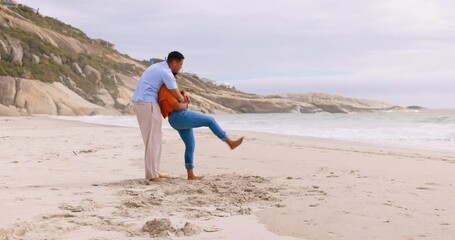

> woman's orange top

[{"left": 158, "top": 85, "right": 178, "bottom": 118}]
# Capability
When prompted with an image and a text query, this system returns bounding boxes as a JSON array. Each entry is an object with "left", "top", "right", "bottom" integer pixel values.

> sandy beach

[{"left": 1, "top": 116, "right": 455, "bottom": 240}]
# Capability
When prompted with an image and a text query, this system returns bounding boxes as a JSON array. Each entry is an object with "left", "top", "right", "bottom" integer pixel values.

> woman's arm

[{"left": 172, "top": 101, "right": 188, "bottom": 111}]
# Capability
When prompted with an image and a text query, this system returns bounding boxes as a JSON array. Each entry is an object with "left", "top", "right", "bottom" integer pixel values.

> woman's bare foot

[
  {"left": 226, "top": 137, "right": 244, "bottom": 150},
  {"left": 187, "top": 169, "right": 204, "bottom": 180},
  {"left": 188, "top": 175, "right": 204, "bottom": 180}
]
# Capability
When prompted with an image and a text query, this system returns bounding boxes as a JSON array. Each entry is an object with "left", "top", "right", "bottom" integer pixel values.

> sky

[{"left": 16, "top": 0, "right": 455, "bottom": 108}]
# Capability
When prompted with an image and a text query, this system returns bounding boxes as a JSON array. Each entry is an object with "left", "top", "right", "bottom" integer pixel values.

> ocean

[{"left": 53, "top": 110, "right": 455, "bottom": 152}]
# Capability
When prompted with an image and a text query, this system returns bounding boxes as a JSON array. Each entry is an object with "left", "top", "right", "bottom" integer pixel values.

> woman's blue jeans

[{"left": 168, "top": 110, "right": 227, "bottom": 169}]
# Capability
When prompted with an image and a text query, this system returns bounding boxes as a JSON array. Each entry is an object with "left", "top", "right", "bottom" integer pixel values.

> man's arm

[
  {"left": 161, "top": 69, "right": 184, "bottom": 103},
  {"left": 169, "top": 89, "right": 185, "bottom": 103}
]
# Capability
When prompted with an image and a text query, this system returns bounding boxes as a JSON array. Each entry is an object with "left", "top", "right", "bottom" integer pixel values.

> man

[{"left": 132, "top": 51, "right": 188, "bottom": 182}]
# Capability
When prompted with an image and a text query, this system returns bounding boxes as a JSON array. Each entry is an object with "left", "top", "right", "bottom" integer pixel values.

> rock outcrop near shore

[
  {"left": 0, "top": 4, "right": 406, "bottom": 116},
  {"left": 281, "top": 93, "right": 402, "bottom": 113},
  {"left": 0, "top": 76, "right": 119, "bottom": 116}
]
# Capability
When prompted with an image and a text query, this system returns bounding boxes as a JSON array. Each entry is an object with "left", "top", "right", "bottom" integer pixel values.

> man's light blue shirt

[{"left": 131, "top": 62, "right": 178, "bottom": 103}]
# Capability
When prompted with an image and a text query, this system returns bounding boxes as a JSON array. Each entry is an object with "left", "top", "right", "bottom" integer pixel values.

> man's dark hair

[{"left": 167, "top": 51, "right": 185, "bottom": 63}]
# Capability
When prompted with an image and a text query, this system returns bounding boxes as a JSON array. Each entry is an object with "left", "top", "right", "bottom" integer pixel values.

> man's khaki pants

[{"left": 134, "top": 102, "right": 162, "bottom": 179}]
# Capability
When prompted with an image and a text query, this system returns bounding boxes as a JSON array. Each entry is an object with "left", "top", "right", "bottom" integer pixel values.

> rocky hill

[{"left": 0, "top": 4, "right": 405, "bottom": 116}]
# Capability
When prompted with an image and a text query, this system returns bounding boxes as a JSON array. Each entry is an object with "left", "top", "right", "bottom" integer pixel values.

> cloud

[{"left": 17, "top": 0, "right": 455, "bottom": 108}]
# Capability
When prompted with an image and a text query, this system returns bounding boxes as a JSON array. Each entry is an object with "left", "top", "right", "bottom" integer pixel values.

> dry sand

[{"left": 1, "top": 116, "right": 454, "bottom": 240}]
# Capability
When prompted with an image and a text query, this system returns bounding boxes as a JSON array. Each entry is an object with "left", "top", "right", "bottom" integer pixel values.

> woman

[{"left": 158, "top": 85, "right": 244, "bottom": 180}]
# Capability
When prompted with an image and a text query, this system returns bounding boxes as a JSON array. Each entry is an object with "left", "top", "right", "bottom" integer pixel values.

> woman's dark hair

[{"left": 167, "top": 51, "right": 185, "bottom": 63}]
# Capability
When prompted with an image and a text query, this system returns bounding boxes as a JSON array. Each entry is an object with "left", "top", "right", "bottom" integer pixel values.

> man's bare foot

[
  {"left": 187, "top": 169, "right": 204, "bottom": 180},
  {"left": 159, "top": 174, "right": 171, "bottom": 179},
  {"left": 149, "top": 177, "right": 165, "bottom": 182},
  {"left": 226, "top": 137, "right": 244, "bottom": 150}
]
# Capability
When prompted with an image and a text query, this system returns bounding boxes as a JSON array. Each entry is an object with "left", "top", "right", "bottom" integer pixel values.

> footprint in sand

[
  {"left": 78, "top": 149, "right": 97, "bottom": 154},
  {"left": 203, "top": 227, "right": 221, "bottom": 232},
  {"left": 425, "top": 182, "right": 440, "bottom": 186},
  {"left": 74, "top": 191, "right": 93, "bottom": 195},
  {"left": 42, "top": 213, "right": 76, "bottom": 220},
  {"left": 326, "top": 173, "right": 339, "bottom": 178},
  {"left": 328, "top": 231, "right": 344, "bottom": 238},
  {"left": 142, "top": 218, "right": 201, "bottom": 238},
  {"left": 59, "top": 199, "right": 99, "bottom": 212}
]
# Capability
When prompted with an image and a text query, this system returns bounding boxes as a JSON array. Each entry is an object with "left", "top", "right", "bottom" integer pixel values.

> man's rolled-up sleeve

[{"left": 161, "top": 70, "right": 177, "bottom": 90}]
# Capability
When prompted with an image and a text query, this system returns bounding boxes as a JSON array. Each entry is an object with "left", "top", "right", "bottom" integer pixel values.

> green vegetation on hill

[
  {"left": 178, "top": 73, "right": 243, "bottom": 95},
  {"left": 0, "top": 5, "right": 144, "bottom": 97},
  {"left": 1, "top": 25, "right": 75, "bottom": 81}
]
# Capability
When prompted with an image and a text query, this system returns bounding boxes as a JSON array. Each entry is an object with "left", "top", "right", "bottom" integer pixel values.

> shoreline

[
  {"left": 49, "top": 114, "right": 455, "bottom": 155},
  {"left": 46, "top": 114, "right": 455, "bottom": 155},
  {"left": 1, "top": 116, "right": 455, "bottom": 239}
]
